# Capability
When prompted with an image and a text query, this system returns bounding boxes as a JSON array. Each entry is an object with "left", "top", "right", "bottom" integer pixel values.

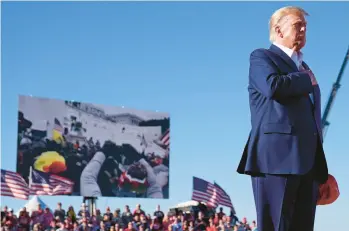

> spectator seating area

[{"left": 0, "top": 202, "right": 258, "bottom": 231}]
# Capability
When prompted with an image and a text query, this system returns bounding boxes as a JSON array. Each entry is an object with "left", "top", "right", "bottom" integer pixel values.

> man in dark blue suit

[{"left": 237, "top": 6, "right": 328, "bottom": 231}]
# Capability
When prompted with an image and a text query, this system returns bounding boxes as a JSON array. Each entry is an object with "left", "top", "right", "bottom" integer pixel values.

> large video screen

[{"left": 16, "top": 95, "right": 170, "bottom": 198}]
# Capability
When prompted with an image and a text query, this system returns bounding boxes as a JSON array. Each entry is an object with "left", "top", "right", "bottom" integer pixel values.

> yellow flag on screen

[{"left": 52, "top": 129, "right": 64, "bottom": 145}]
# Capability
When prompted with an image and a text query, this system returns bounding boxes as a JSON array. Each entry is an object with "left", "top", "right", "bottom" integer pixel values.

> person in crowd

[
  {"left": 150, "top": 217, "right": 162, "bottom": 231},
  {"left": 102, "top": 214, "right": 112, "bottom": 230},
  {"left": 249, "top": 221, "right": 257, "bottom": 231},
  {"left": 67, "top": 206, "right": 77, "bottom": 223},
  {"left": 18, "top": 208, "right": 30, "bottom": 231},
  {"left": 153, "top": 206, "right": 164, "bottom": 225},
  {"left": 124, "top": 222, "right": 136, "bottom": 231},
  {"left": 31, "top": 205, "right": 44, "bottom": 226},
  {"left": 188, "top": 221, "right": 194, "bottom": 231},
  {"left": 42, "top": 208, "right": 54, "bottom": 230},
  {"left": 206, "top": 218, "right": 216, "bottom": 231},
  {"left": 114, "top": 223, "right": 121, "bottom": 231},
  {"left": 216, "top": 209, "right": 224, "bottom": 220},
  {"left": 112, "top": 210, "right": 121, "bottom": 225},
  {"left": 103, "top": 208, "right": 113, "bottom": 221},
  {"left": 222, "top": 216, "right": 233, "bottom": 231},
  {"left": 171, "top": 219, "right": 182, "bottom": 231},
  {"left": 78, "top": 204, "right": 90, "bottom": 219},
  {"left": 3, "top": 208, "right": 17, "bottom": 230},
  {"left": 133, "top": 205, "right": 145, "bottom": 217},
  {"left": 54, "top": 203, "right": 66, "bottom": 222},
  {"left": 140, "top": 214, "right": 150, "bottom": 230},
  {"left": 1, "top": 206, "right": 8, "bottom": 225},
  {"left": 121, "top": 206, "right": 133, "bottom": 227}
]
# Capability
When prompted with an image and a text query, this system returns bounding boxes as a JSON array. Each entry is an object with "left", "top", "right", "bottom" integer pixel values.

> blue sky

[{"left": 1, "top": 2, "right": 348, "bottom": 230}]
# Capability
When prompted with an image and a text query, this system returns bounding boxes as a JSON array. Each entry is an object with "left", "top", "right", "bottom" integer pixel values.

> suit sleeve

[
  {"left": 249, "top": 49, "right": 313, "bottom": 99},
  {"left": 80, "top": 151, "right": 105, "bottom": 197},
  {"left": 139, "top": 158, "right": 164, "bottom": 198}
]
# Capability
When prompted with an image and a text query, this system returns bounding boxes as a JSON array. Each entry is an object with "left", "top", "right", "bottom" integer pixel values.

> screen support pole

[{"left": 83, "top": 197, "right": 97, "bottom": 216}]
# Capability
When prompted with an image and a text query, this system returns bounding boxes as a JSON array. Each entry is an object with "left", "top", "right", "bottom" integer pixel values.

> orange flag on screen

[{"left": 317, "top": 174, "right": 339, "bottom": 205}]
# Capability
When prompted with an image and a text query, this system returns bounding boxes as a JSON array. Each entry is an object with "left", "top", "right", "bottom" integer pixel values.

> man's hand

[
  {"left": 303, "top": 69, "right": 318, "bottom": 86},
  {"left": 102, "top": 140, "right": 119, "bottom": 158}
]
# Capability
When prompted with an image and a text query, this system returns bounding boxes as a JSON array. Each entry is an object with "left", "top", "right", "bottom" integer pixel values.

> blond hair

[{"left": 269, "top": 6, "right": 309, "bottom": 42}]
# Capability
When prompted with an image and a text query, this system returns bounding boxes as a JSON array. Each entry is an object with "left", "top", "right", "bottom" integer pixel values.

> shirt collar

[{"left": 273, "top": 42, "right": 303, "bottom": 67}]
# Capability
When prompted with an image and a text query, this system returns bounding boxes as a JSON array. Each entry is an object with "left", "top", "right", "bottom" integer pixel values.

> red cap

[{"left": 317, "top": 174, "right": 340, "bottom": 205}]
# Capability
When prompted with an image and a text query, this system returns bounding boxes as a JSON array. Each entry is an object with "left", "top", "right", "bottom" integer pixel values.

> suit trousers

[{"left": 251, "top": 167, "right": 319, "bottom": 231}]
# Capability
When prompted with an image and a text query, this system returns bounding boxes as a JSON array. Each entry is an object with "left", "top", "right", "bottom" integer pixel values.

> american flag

[
  {"left": 54, "top": 118, "right": 63, "bottom": 132},
  {"left": 30, "top": 169, "right": 74, "bottom": 196},
  {"left": 191, "top": 177, "right": 218, "bottom": 207},
  {"left": 214, "top": 182, "right": 236, "bottom": 213},
  {"left": 1, "top": 169, "right": 29, "bottom": 200},
  {"left": 160, "top": 128, "right": 170, "bottom": 147}
]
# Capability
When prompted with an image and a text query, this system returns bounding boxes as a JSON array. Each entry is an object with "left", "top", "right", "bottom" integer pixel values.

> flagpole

[{"left": 28, "top": 166, "right": 33, "bottom": 199}]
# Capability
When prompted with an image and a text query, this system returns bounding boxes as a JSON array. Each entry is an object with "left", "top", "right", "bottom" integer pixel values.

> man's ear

[{"left": 275, "top": 26, "right": 283, "bottom": 38}]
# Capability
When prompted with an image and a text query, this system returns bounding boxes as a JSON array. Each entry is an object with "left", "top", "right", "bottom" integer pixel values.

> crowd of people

[
  {"left": 0, "top": 203, "right": 258, "bottom": 231},
  {"left": 17, "top": 108, "right": 170, "bottom": 198}
]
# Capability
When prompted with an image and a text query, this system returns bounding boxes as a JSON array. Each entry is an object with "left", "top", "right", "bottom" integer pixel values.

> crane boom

[{"left": 321, "top": 46, "right": 349, "bottom": 137}]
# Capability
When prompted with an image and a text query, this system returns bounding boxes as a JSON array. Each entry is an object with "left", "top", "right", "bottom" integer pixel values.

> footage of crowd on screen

[
  {"left": 0, "top": 203, "right": 258, "bottom": 231},
  {"left": 16, "top": 111, "right": 170, "bottom": 197}
]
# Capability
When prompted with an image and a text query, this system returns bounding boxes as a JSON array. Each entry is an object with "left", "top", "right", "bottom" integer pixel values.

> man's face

[{"left": 277, "top": 14, "right": 307, "bottom": 51}]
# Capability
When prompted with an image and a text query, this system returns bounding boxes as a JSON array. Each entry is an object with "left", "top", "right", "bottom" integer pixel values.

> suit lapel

[
  {"left": 302, "top": 61, "right": 317, "bottom": 107},
  {"left": 269, "top": 44, "right": 299, "bottom": 71},
  {"left": 303, "top": 62, "right": 323, "bottom": 141}
]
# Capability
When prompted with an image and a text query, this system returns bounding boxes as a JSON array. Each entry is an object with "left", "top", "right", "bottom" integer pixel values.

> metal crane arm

[{"left": 321, "top": 46, "right": 349, "bottom": 137}]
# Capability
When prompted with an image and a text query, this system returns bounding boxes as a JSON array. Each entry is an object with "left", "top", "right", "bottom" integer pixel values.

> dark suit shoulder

[
  {"left": 250, "top": 48, "right": 273, "bottom": 59},
  {"left": 250, "top": 48, "right": 283, "bottom": 70}
]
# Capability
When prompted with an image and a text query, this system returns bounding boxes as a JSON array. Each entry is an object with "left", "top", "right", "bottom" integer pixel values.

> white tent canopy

[
  {"left": 170, "top": 200, "right": 208, "bottom": 209},
  {"left": 15, "top": 196, "right": 51, "bottom": 216}
]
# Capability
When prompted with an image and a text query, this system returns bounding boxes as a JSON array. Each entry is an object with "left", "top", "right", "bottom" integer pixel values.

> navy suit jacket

[{"left": 237, "top": 44, "right": 328, "bottom": 183}]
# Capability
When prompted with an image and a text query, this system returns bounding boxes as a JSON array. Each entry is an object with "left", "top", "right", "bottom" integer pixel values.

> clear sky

[{"left": 1, "top": 2, "right": 349, "bottom": 230}]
